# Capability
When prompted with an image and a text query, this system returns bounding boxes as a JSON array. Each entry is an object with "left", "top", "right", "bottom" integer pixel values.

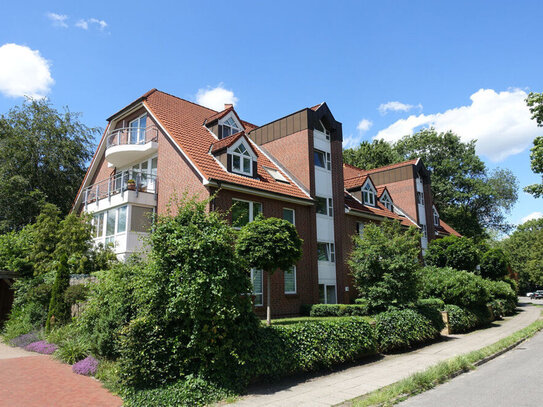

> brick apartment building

[{"left": 73, "top": 89, "right": 459, "bottom": 317}]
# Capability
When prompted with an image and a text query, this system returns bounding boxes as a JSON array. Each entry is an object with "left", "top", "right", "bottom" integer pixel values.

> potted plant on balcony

[{"left": 127, "top": 179, "right": 136, "bottom": 190}]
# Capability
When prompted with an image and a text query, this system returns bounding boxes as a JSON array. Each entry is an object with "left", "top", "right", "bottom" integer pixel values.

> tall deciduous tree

[
  {"left": 524, "top": 92, "right": 543, "bottom": 197},
  {"left": 343, "top": 140, "right": 402, "bottom": 170},
  {"left": 236, "top": 216, "right": 302, "bottom": 326},
  {"left": 0, "top": 98, "right": 97, "bottom": 232}
]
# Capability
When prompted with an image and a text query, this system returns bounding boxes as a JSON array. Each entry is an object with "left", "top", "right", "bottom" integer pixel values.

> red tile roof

[
  {"left": 143, "top": 90, "right": 311, "bottom": 200},
  {"left": 204, "top": 107, "right": 233, "bottom": 124},
  {"left": 344, "top": 191, "right": 416, "bottom": 228},
  {"left": 376, "top": 186, "right": 386, "bottom": 198},
  {"left": 210, "top": 131, "right": 245, "bottom": 154},
  {"left": 310, "top": 103, "right": 324, "bottom": 111},
  {"left": 436, "top": 220, "right": 461, "bottom": 237}
]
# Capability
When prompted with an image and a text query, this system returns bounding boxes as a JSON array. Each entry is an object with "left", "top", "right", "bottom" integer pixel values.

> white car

[{"left": 527, "top": 292, "right": 534, "bottom": 298}]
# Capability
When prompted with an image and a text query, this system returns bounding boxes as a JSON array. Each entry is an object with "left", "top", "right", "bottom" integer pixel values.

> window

[
  {"left": 93, "top": 205, "right": 128, "bottom": 245},
  {"left": 250, "top": 269, "right": 263, "bottom": 306},
  {"left": 433, "top": 207, "right": 439, "bottom": 226},
  {"left": 314, "top": 149, "right": 331, "bottom": 170},
  {"left": 317, "top": 242, "right": 335, "bottom": 263},
  {"left": 232, "top": 199, "right": 262, "bottom": 228},
  {"left": 316, "top": 196, "right": 333, "bottom": 216},
  {"left": 130, "top": 206, "right": 155, "bottom": 232},
  {"left": 128, "top": 156, "right": 157, "bottom": 192},
  {"left": 362, "top": 182, "right": 376, "bottom": 206},
  {"left": 356, "top": 222, "right": 364, "bottom": 237},
  {"left": 380, "top": 193, "right": 393, "bottom": 211},
  {"left": 314, "top": 120, "right": 330, "bottom": 139},
  {"left": 417, "top": 191, "right": 425, "bottom": 205},
  {"left": 284, "top": 266, "right": 296, "bottom": 294},
  {"left": 283, "top": 208, "right": 295, "bottom": 224},
  {"left": 319, "top": 284, "right": 337, "bottom": 304},
  {"left": 129, "top": 114, "right": 147, "bottom": 144},
  {"left": 222, "top": 117, "right": 240, "bottom": 138},
  {"left": 264, "top": 167, "right": 289, "bottom": 183},
  {"left": 231, "top": 143, "right": 253, "bottom": 176},
  {"left": 422, "top": 224, "right": 427, "bottom": 238}
]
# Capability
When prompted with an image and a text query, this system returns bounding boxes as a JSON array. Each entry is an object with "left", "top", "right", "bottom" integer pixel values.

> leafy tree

[
  {"left": 501, "top": 218, "right": 543, "bottom": 292},
  {"left": 0, "top": 98, "right": 97, "bottom": 232},
  {"left": 425, "top": 235, "right": 480, "bottom": 272},
  {"left": 343, "top": 139, "right": 401, "bottom": 170},
  {"left": 119, "top": 197, "right": 260, "bottom": 389},
  {"left": 27, "top": 204, "right": 61, "bottom": 276},
  {"left": 0, "top": 227, "right": 33, "bottom": 276},
  {"left": 522, "top": 92, "right": 543, "bottom": 198},
  {"left": 479, "top": 248, "right": 509, "bottom": 281},
  {"left": 46, "top": 255, "right": 71, "bottom": 331},
  {"left": 236, "top": 216, "right": 303, "bottom": 325},
  {"left": 349, "top": 220, "right": 421, "bottom": 313}
]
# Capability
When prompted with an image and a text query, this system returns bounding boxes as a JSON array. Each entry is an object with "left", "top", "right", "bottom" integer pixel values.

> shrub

[
  {"left": 309, "top": 304, "right": 370, "bottom": 317},
  {"left": 415, "top": 299, "right": 446, "bottom": 332},
  {"left": 418, "top": 266, "right": 490, "bottom": 309},
  {"left": 443, "top": 304, "right": 479, "bottom": 333},
  {"left": 79, "top": 259, "right": 142, "bottom": 359},
  {"left": 64, "top": 284, "right": 89, "bottom": 307},
  {"left": 425, "top": 236, "right": 480, "bottom": 272},
  {"left": 55, "top": 337, "right": 90, "bottom": 364},
  {"left": 118, "top": 198, "right": 259, "bottom": 391},
  {"left": 349, "top": 220, "right": 422, "bottom": 313},
  {"left": 374, "top": 309, "right": 440, "bottom": 352},
  {"left": 46, "top": 255, "right": 71, "bottom": 331},
  {"left": 480, "top": 248, "right": 509, "bottom": 280},
  {"left": 123, "top": 375, "right": 234, "bottom": 407},
  {"left": 72, "top": 356, "right": 99, "bottom": 376},
  {"left": 483, "top": 279, "right": 517, "bottom": 316},
  {"left": 250, "top": 317, "right": 376, "bottom": 379},
  {"left": 24, "top": 340, "right": 58, "bottom": 354}
]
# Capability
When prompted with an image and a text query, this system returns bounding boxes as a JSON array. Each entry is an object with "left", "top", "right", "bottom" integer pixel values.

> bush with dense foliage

[
  {"left": 443, "top": 304, "right": 480, "bottom": 333},
  {"left": 309, "top": 303, "right": 369, "bottom": 317},
  {"left": 63, "top": 283, "right": 89, "bottom": 307},
  {"left": 483, "top": 279, "right": 517, "bottom": 316},
  {"left": 415, "top": 298, "right": 446, "bottom": 332},
  {"left": 46, "top": 255, "right": 71, "bottom": 331},
  {"left": 118, "top": 198, "right": 260, "bottom": 391},
  {"left": 349, "top": 220, "right": 422, "bottom": 313},
  {"left": 250, "top": 317, "right": 376, "bottom": 379},
  {"left": 480, "top": 248, "right": 509, "bottom": 280},
  {"left": 417, "top": 266, "right": 490, "bottom": 309},
  {"left": 79, "top": 259, "right": 142, "bottom": 359},
  {"left": 425, "top": 236, "right": 480, "bottom": 272},
  {"left": 374, "top": 309, "right": 441, "bottom": 352}
]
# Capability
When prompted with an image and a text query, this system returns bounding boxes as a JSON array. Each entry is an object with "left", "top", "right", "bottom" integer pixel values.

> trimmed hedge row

[
  {"left": 250, "top": 317, "right": 376, "bottom": 379},
  {"left": 309, "top": 304, "right": 370, "bottom": 317},
  {"left": 374, "top": 308, "right": 442, "bottom": 352},
  {"left": 443, "top": 304, "right": 493, "bottom": 333}
]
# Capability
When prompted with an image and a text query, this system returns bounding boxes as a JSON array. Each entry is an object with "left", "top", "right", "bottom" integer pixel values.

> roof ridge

[{"left": 151, "top": 89, "right": 219, "bottom": 114}]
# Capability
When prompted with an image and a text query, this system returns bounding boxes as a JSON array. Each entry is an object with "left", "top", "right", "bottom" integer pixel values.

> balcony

[
  {"left": 83, "top": 171, "right": 158, "bottom": 213},
  {"left": 105, "top": 126, "right": 158, "bottom": 168}
]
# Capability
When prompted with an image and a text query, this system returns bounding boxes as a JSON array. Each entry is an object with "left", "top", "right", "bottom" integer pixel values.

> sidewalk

[
  {"left": 0, "top": 341, "right": 122, "bottom": 407},
  {"left": 233, "top": 303, "right": 541, "bottom": 407}
]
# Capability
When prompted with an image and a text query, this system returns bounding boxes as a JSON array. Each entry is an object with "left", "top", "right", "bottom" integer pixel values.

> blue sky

[{"left": 1, "top": 1, "right": 542, "bottom": 228}]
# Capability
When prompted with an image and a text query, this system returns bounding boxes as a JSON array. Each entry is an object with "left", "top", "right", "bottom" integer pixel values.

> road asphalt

[{"left": 398, "top": 328, "right": 543, "bottom": 407}]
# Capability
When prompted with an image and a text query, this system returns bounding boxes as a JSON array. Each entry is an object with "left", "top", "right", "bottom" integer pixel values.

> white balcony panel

[
  {"left": 318, "top": 262, "right": 336, "bottom": 285},
  {"left": 316, "top": 215, "right": 335, "bottom": 242},
  {"left": 85, "top": 190, "right": 156, "bottom": 213},
  {"left": 94, "top": 231, "right": 149, "bottom": 260},
  {"left": 105, "top": 141, "right": 158, "bottom": 168},
  {"left": 314, "top": 131, "right": 331, "bottom": 152},
  {"left": 315, "top": 168, "right": 333, "bottom": 197}
]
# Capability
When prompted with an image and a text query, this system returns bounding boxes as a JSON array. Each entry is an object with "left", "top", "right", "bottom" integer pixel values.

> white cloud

[
  {"left": 357, "top": 118, "right": 373, "bottom": 133},
  {"left": 0, "top": 44, "right": 54, "bottom": 98},
  {"left": 521, "top": 211, "right": 543, "bottom": 224},
  {"left": 46, "top": 12, "right": 68, "bottom": 28},
  {"left": 75, "top": 18, "right": 107, "bottom": 31},
  {"left": 196, "top": 84, "right": 238, "bottom": 111},
  {"left": 378, "top": 101, "right": 422, "bottom": 114},
  {"left": 375, "top": 88, "right": 542, "bottom": 162}
]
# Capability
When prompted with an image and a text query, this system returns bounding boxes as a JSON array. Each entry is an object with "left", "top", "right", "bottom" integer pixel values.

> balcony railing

[
  {"left": 106, "top": 126, "right": 159, "bottom": 148},
  {"left": 83, "top": 171, "right": 158, "bottom": 209}
]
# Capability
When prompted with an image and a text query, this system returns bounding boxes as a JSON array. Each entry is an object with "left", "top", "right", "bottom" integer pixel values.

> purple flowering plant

[
  {"left": 72, "top": 356, "right": 99, "bottom": 376},
  {"left": 11, "top": 332, "right": 40, "bottom": 348},
  {"left": 24, "top": 340, "right": 58, "bottom": 355}
]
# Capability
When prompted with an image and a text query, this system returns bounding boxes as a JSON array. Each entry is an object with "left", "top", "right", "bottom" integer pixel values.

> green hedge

[
  {"left": 250, "top": 317, "right": 376, "bottom": 379},
  {"left": 309, "top": 304, "right": 370, "bottom": 317},
  {"left": 415, "top": 299, "right": 446, "bottom": 332},
  {"left": 483, "top": 280, "right": 517, "bottom": 316},
  {"left": 443, "top": 304, "right": 492, "bottom": 333},
  {"left": 374, "top": 309, "right": 441, "bottom": 352}
]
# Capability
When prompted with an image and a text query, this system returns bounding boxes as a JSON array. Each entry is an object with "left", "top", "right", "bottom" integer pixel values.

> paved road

[
  {"left": 234, "top": 303, "right": 541, "bottom": 406},
  {"left": 398, "top": 329, "right": 543, "bottom": 407},
  {"left": 0, "top": 341, "right": 122, "bottom": 407}
]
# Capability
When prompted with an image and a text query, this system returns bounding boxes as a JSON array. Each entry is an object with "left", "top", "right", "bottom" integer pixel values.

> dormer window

[
  {"left": 380, "top": 192, "right": 393, "bottom": 211},
  {"left": 362, "top": 181, "right": 376, "bottom": 206},
  {"left": 433, "top": 207, "right": 439, "bottom": 226},
  {"left": 232, "top": 143, "right": 252, "bottom": 176},
  {"left": 222, "top": 117, "right": 240, "bottom": 138}
]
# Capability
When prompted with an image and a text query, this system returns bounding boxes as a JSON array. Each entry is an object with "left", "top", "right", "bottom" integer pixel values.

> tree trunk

[{"left": 266, "top": 271, "right": 271, "bottom": 326}]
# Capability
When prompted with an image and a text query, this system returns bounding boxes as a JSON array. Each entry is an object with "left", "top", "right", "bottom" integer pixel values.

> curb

[{"left": 473, "top": 337, "right": 528, "bottom": 367}]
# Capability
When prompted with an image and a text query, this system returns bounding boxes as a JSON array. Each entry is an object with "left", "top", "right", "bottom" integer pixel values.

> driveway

[{"left": 0, "top": 341, "right": 122, "bottom": 407}]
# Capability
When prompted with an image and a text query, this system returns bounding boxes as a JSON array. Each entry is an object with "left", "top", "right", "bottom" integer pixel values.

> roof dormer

[
  {"left": 361, "top": 178, "right": 377, "bottom": 207},
  {"left": 379, "top": 189, "right": 394, "bottom": 212},
  {"left": 210, "top": 132, "right": 258, "bottom": 178},
  {"left": 205, "top": 107, "right": 245, "bottom": 139}
]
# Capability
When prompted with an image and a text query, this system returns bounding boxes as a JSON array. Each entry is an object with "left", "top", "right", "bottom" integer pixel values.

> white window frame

[
  {"left": 380, "top": 190, "right": 393, "bottom": 211},
  {"left": 362, "top": 180, "right": 376, "bottom": 206},
  {"left": 250, "top": 269, "right": 263, "bottom": 306},
  {"left": 317, "top": 242, "right": 335, "bottom": 263},
  {"left": 284, "top": 266, "right": 297, "bottom": 294},
  {"left": 93, "top": 205, "right": 128, "bottom": 246},
  {"left": 433, "top": 206, "right": 439, "bottom": 226},
  {"left": 264, "top": 166, "right": 289, "bottom": 183},
  {"left": 283, "top": 207, "right": 295, "bottom": 225},
  {"left": 228, "top": 138, "right": 256, "bottom": 177},
  {"left": 219, "top": 113, "right": 243, "bottom": 139},
  {"left": 319, "top": 284, "right": 337, "bottom": 304},
  {"left": 314, "top": 149, "right": 331, "bottom": 171},
  {"left": 316, "top": 196, "right": 333, "bottom": 217},
  {"left": 129, "top": 114, "right": 147, "bottom": 144},
  {"left": 232, "top": 198, "right": 262, "bottom": 229}
]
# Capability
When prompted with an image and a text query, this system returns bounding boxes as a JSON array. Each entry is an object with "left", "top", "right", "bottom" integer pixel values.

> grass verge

[{"left": 348, "top": 313, "right": 543, "bottom": 407}]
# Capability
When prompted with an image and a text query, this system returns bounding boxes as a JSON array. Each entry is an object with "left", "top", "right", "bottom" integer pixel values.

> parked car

[
  {"left": 527, "top": 292, "right": 534, "bottom": 298},
  {"left": 530, "top": 290, "right": 543, "bottom": 299}
]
